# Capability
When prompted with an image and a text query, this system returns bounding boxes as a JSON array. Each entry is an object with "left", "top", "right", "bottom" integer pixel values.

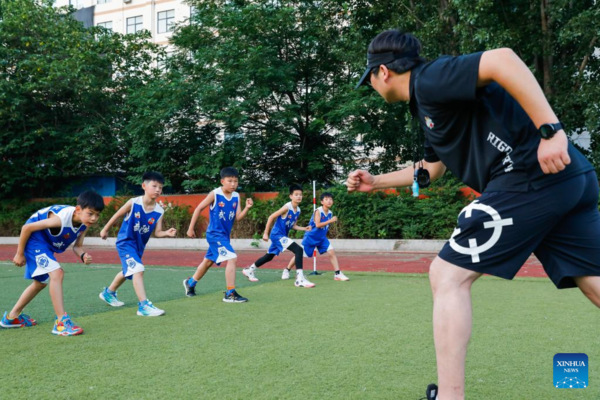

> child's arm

[
  {"left": 292, "top": 223, "right": 311, "bottom": 232},
  {"left": 100, "top": 199, "right": 133, "bottom": 240},
  {"left": 263, "top": 205, "right": 290, "bottom": 241},
  {"left": 13, "top": 214, "right": 62, "bottom": 267},
  {"left": 153, "top": 216, "right": 177, "bottom": 238},
  {"left": 187, "top": 191, "right": 215, "bottom": 238},
  {"left": 235, "top": 198, "right": 254, "bottom": 222},
  {"left": 313, "top": 211, "right": 337, "bottom": 228},
  {"left": 73, "top": 230, "right": 93, "bottom": 265}
]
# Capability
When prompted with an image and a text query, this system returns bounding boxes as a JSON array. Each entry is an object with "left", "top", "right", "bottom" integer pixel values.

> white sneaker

[
  {"left": 137, "top": 300, "right": 165, "bottom": 317},
  {"left": 281, "top": 269, "right": 290, "bottom": 280},
  {"left": 242, "top": 267, "right": 259, "bottom": 282},
  {"left": 334, "top": 271, "right": 349, "bottom": 281},
  {"left": 294, "top": 275, "right": 315, "bottom": 288}
]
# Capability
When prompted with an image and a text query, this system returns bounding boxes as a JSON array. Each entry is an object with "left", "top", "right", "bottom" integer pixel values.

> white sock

[
  {"left": 296, "top": 270, "right": 304, "bottom": 278},
  {"left": 249, "top": 264, "right": 256, "bottom": 270}
]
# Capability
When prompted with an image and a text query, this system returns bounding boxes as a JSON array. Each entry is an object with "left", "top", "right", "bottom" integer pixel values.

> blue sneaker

[
  {"left": 52, "top": 314, "right": 83, "bottom": 336},
  {"left": 137, "top": 300, "right": 165, "bottom": 317},
  {"left": 99, "top": 287, "right": 124, "bottom": 307},
  {"left": 1, "top": 311, "right": 37, "bottom": 328}
]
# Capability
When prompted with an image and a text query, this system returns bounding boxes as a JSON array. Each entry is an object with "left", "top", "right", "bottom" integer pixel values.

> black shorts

[{"left": 438, "top": 171, "right": 600, "bottom": 289}]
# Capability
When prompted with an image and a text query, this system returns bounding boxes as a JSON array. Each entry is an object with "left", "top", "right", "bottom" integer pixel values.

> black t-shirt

[{"left": 409, "top": 52, "right": 593, "bottom": 193}]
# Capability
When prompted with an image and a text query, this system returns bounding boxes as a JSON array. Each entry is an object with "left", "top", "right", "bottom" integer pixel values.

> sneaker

[
  {"left": 281, "top": 268, "right": 290, "bottom": 280},
  {"left": 334, "top": 271, "right": 350, "bottom": 281},
  {"left": 183, "top": 277, "right": 196, "bottom": 297},
  {"left": 294, "top": 276, "right": 315, "bottom": 288},
  {"left": 99, "top": 287, "right": 124, "bottom": 307},
  {"left": 0, "top": 311, "right": 37, "bottom": 328},
  {"left": 242, "top": 267, "right": 259, "bottom": 282},
  {"left": 420, "top": 383, "right": 438, "bottom": 400},
  {"left": 137, "top": 300, "right": 165, "bottom": 317},
  {"left": 223, "top": 290, "right": 248, "bottom": 303},
  {"left": 52, "top": 314, "right": 83, "bottom": 336}
]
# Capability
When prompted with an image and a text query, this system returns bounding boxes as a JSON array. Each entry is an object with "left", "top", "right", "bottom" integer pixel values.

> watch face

[{"left": 539, "top": 124, "right": 555, "bottom": 139}]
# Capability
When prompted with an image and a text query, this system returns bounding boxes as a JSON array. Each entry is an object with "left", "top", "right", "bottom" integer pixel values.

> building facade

[{"left": 54, "top": 0, "right": 193, "bottom": 51}]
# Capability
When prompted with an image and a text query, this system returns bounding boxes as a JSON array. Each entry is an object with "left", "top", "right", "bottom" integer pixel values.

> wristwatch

[{"left": 539, "top": 122, "right": 564, "bottom": 140}]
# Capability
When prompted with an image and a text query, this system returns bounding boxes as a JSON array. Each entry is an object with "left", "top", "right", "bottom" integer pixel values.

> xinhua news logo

[{"left": 554, "top": 353, "right": 588, "bottom": 389}]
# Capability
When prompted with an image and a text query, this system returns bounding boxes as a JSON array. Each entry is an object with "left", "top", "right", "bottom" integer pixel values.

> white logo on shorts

[
  {"left": 218, "top": 247, "right": 228, "bottom": 257},
  {"left": 36, "top": 254, "right": 50, "bottom": 269},
  {"left": 449, "top": 200, "right": 514, "bottom": 263},
  {"left": 126, "top": 258, "right": 137, "bottom": 270}
]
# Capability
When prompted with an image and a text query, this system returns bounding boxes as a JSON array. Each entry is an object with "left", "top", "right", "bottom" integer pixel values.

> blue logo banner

[{"left": 554, "top": 353, "right": 588, "bottom": 389}]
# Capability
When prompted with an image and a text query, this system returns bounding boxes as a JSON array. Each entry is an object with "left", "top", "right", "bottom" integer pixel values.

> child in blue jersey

[
  {"left": 98, "top": 172, "right": 177, "bottom": 317},
  {"left": 286, "top": 192, "right": 349, "bottom": 281},
  {"left": 242, "top": 184, "right": 315, "bottom": 288},
  {"left": 184, "top": 167, "right": 253, "bottom": 302},
  {"left": 1, "top": 191, "right": 105, "bottom": 336}
]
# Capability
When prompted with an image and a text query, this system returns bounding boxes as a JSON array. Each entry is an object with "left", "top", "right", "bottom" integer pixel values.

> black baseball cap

[{"left": 355, "top": 49, "right": 419, "bottom": 89}]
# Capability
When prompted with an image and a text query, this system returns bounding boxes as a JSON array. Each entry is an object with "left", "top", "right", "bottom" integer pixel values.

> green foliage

[{"left": 0, "top": 0, "right": 163, "bottom": 197}]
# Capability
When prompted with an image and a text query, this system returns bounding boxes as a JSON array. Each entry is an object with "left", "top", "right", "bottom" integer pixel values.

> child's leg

[
  {"left": 192, "top": 258, "right": 214, "bottom": 282},
  {"left": 288, "top": 243, "right": 304, "bottom": 271},
  {"left": 8, "top": 280, "right": 47, "bottom": 319},
  {"left": 253, "top": 253, "right": 276, "bottom": 268},
  {"left": 225, "top": 257, "right": 238, "bottom": 288},
  {"left": 108, "top": 272, "right": 127, "bottom": 292},
  {"left": 48, "top": 268, "right": 66, "bottom": 319},
  {"left": 286, "top": 256, "right": 295, "bottom": 271},
  {"left": 327, "top": 249, "right": 340, "bottom": 271},
  {"left": 132, "top": 272, "right": 147, "bottom": 302}
]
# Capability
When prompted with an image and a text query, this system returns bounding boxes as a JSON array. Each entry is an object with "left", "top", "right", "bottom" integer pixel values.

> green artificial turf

[{"left": 0, "top": 262, "right": 598, "bottom": 399}]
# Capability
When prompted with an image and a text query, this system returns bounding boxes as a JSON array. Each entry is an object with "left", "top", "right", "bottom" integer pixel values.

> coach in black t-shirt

[{"left": 348, "top": 29, "right": 600, "bottom": 400}]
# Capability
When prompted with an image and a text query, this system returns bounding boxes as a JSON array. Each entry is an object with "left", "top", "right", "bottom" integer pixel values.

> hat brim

[{"left": 355, "top": 68, "right": 372, "bottom": 89}]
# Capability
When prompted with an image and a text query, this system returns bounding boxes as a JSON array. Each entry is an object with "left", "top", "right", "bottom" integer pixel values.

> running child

[
  {"left": 1, "top": 191, "right": 105, "bottom": 336},
  {"left": 242, "top": 184, "right": 314, "bottom": 288},
  {"left": 183, "top": 167, "right": 253, "bottom": 302},
  {"left": 99, "top": 171, "right": 177, "bottom": 317},
  {"left": 285, "top": 192, "right": 349, "bottom": 282}
]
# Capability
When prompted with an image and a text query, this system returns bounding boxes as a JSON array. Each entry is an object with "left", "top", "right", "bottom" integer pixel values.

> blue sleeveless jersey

[
  {"left": 207, "top": 187, "right": 239, "bottom": 241},
  {"left": 26, "top": 205, "right": 87, "bottom": 253},
  {"left": 270, "top": 202, "right": 300, "bottom": 239},
  {"left": 116, "top": 196, "right": 164, "bottom": 255},
  {"left": 304, "top": 206, "right": 332, "bottom": 243}
]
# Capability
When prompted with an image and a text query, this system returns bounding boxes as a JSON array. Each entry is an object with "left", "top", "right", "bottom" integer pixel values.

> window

[
  {"left": 157, "top": 10, "right": 175, "bottom": 34},
  {"left": 126, "top": 16, "right": 143, "bottom": 34},
  {"left": 97, "top": 0, "right": 111, "bottom": 4},
  {"left": 97, "top": 21, "right": 113, "bottom": 31}
]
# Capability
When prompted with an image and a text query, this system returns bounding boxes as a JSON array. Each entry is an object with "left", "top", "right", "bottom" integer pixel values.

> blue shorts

[
  {"left": 117, "top": 243, "right": 145, "bottom": 280},
  {"left": 439, "top": 171, "right": 600, "bottom": 289},
  {"left": 267, "top": 235, "right": 296, "bottom": 256},
  {"left": 24, "top": 245, "right": 60, "bottom": 284},
  {"left": 205, "top": 239, "right": 237, "bottom": 265},
  {"left": 301, "top": 237, "right": 332, "bottom": 258}
]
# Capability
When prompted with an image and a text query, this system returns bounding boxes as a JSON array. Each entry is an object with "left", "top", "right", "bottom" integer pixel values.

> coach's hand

[
  {"left": 538, "top": 131, "right": 571, "bottom": 174},
  {"left": 187, "top": 228, "right": 196, "bottom": 238},
  {"left": 13, "top": 253, "right": 26, "bottom": 267},
  {"left": 346, "top": 170, "right": 376, "bottom": 192},
  {"left": 262, "top": 234, "right": 269, "bottom": 242}
]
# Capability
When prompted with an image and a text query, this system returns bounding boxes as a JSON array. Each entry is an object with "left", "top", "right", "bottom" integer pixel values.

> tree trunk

[{"left": 540, "top": 0, "right": 553, "bottom": 96}]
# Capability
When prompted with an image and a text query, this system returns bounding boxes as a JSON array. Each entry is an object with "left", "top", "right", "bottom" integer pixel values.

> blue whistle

[{"left": 412, "top": 180, "right": 419, "bottom": 197}]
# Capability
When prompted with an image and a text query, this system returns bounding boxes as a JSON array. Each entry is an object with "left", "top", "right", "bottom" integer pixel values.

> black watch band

[{"left": 539, "top": 122, "right": 564, "bottom": 140}]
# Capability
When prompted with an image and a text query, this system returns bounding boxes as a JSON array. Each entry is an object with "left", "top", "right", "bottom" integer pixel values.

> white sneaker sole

[
  {"left": 136, "top": 310, "right": 165, "bottom": 317},
  {"left": 0, "top": 321, "right": 23, "bottom": 328},
  {"left": 99, "top": 292, "right": 124, "bottom": 307},
  {"left": 334, "top": 277, "right": 349, "bottom": 281},
  {"left": 294, "top": 282, "right": 315, "bottom": 288}
]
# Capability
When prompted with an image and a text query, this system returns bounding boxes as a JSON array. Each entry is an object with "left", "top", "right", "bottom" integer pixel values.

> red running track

[{"left": 0, "top": 245, "right": 548, "bottom": 278}]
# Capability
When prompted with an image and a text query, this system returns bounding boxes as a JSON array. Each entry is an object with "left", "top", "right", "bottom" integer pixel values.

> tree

[
  {"left": 0, "top": 0, "right": 162, "bottom": 197},
  {"left": 172, "top": 0, "right": 373, "bottom": 189}
]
